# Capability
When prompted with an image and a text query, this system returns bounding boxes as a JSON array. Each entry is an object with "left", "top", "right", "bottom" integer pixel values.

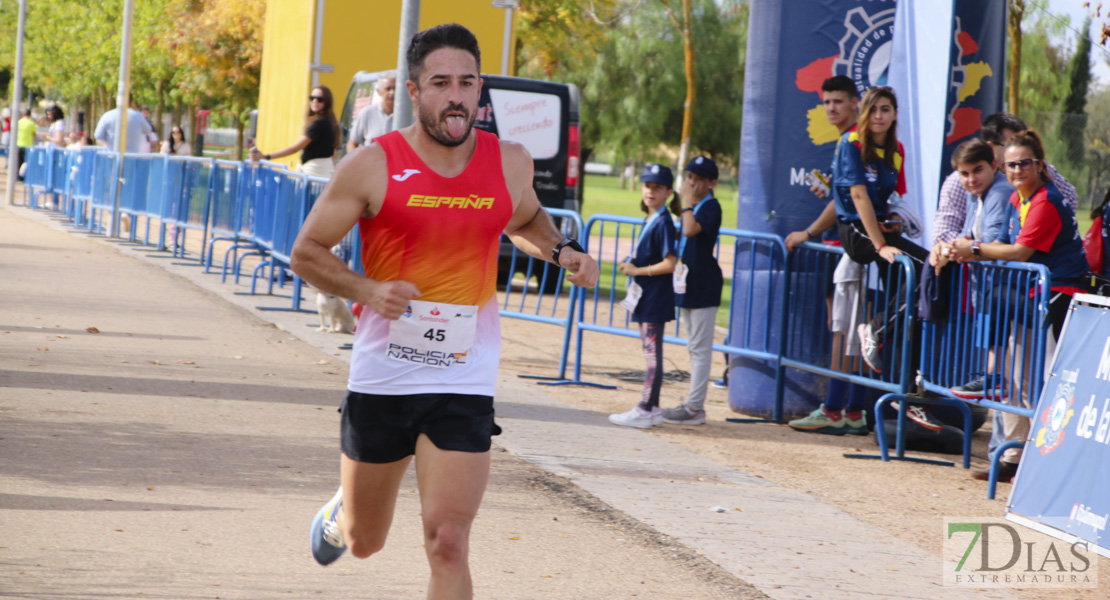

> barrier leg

[
  {"left": 518, "top": 285, "right": 578, "bottom": 382},
  {"left": 985, "top": 440, "right": 1024, "bottom": 500},
  {"left": 843, "top": 393, "right": 956, "bottom": 465},
  {"left": 932, "top": 397, "right": 974, "bottom": 469},
  {"left": 258, "top": 275, "right": 317, "bottom": 314},
  {"left": 234, "top": 249, "right": 264, "bottom": 284},
  {"left": 222, "top": 243, "right": 255, "bottom": 282},
  {"left": 537, "top": 317, "right": 617, "bottom": 389}
]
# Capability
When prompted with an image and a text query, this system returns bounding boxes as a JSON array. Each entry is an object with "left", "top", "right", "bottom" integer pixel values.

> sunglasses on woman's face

[
  {"left": 309, "top": 96, "right": 326, "bottom": 102},
  {"left": 1004, "top": 158, "right": 1039, "bottom": 172}
]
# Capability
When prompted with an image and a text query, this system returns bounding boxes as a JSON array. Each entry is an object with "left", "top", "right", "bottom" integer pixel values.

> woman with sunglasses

[
  {"left": 250, "top": 85, "right": 341, "bottom": 178},
  {"left": 950, "top": 130, "right": 1089, "bottom": 483},
  {"left": 160, "top": 126, "right": 192, "bottom": 156}
]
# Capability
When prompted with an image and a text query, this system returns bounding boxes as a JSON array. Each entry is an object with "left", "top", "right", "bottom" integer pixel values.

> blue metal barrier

[
  {"left": 782, "top": 242, "right": 918, "bottom": 461},
  {"left": 877, "top": 260, "right": 1052, "bottom": 497},
  {"left": 87, "top": 152, "right": 121, "bottom": 235},
  {"left": 163, "top": 156, "right": 215, "bottom": 260},
  {"left": 719, "top": 229, "right": 790, "bottom": 423},
  {"left": 551, "top": 214, "right": 785, "bottom": 397},
  {"left": 499, "top": 208, "right": 585, "bottom": 381},
  {"left": 69, "top": 148, "right": 100, "bottom": 227},
  {"left": 52, "top": 148, "right": 78, "bottom": 217},
  {"left": 781, "top": 242, "right": 917, "bottom": 397},
  {"left": 203, "top": 159, "right": 246, "bottom": 273},
  {"left": 117, "top": 154, "right": 162, "bottom": 243},
  {"left": 255, "top": 171, "right": 319, "bottom": 314},
  {"left": 24, "top": 146, "right": 51, "bottom": 208},
  {"left": 42, "top": 146, "right": 68, "bottom": 210},
  {"left": 231, "top": 162, "right": 284, "bottom": 283}
]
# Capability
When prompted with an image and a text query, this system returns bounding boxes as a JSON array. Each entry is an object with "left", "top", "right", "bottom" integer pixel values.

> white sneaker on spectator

[{"left": 608, "top": 406, "right": 662, "bottom": 429}]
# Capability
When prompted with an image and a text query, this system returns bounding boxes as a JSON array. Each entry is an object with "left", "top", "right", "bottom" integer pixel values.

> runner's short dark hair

[
  {"left": 407, "top": 24, "right": 481, "bottom": 85},
  {"left": 981, "top": 112, "right": 1027, "bottom": 144},
  {"left": 821, "top": 76, "right": 858, "bottom": 98}
]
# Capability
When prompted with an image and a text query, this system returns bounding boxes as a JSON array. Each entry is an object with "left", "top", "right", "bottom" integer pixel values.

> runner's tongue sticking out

[{"left": 445, "top": 112, "right": 467, "bottom": 138}]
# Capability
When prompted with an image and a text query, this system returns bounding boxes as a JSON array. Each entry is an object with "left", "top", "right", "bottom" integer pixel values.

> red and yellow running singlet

[
  {"left": 348, "top": 129, "right": 513, "bottom": 396},
  {"left": 358, "top": 129, "right": 512, "bottom": 305}
]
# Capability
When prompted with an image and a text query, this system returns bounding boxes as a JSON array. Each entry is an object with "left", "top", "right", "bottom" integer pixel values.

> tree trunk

[
  {"left": 1007, "top": 0, "right": 1024, "bottom": 112},
  {"left": 172, "top": 96, "right": 183, "bottom": 135},
  {"left": 186, "top": 100, "right": 197, "bottom": 156},
  {"left": 235, "top": 106, "right": 246, "bottom": 160},
  {"left": 154, "top": 80, "right": 165, "bottom": 140},
  {"left": 83, "top": 96, "right": 93, "bottom": 140},
  {"left": 663, "top": 0, "right": 696, "bottom": 178}
]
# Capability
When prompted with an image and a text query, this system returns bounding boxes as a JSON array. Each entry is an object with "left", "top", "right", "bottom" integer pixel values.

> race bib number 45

[{"left": 387, "top": 300, "right": 478, "bottom": 368}]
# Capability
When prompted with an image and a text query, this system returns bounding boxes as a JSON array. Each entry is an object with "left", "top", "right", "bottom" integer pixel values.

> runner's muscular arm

[
  {"left": 289, "top": 145, "right": 420, "bottom": 319},
  {"left": 501, "top": 142, "right": 599, "bottom": 287}
]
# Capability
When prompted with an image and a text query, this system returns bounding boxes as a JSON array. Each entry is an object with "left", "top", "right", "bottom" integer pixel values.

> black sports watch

[{"left": 552, "top": 238, "right": 585, "bottom": 265}]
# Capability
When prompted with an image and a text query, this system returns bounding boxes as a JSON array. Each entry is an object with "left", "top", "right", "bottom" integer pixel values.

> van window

[{"left": 487, "top": 89, "right": 562, "bottom": 160}]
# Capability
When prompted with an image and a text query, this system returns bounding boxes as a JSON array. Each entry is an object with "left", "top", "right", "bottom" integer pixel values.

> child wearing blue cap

[
  {"left": 609, "top": 164, "right": 681, "bottom": 428},
  {"left": 660, "top": 156, "right": 723, "bottom": 426}
]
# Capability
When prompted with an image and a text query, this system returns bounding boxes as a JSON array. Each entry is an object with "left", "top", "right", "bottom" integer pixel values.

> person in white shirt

[
  {"left": 345, "top": 73, "right": 396, "bottom": 153},
  {"left": 93, "top": 95, "right": 154, "bottom": 154}
]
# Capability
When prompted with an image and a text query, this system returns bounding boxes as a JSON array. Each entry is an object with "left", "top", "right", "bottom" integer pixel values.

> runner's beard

[{"left": 419, "top": 101, "right": 474, "bottom": 148}]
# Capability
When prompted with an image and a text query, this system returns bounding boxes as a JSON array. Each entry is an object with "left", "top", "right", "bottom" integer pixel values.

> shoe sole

[
  {"left": 950, "top": 390, "right": 1008, "bottom": 401},
  {"left": 788, "top": 424, "right": 846, "bottom": 435},
  {"left": 856, "top": 325, "right": 883, "bottom": 374},
  {"left": 843, "top": 427, "right": 869, "bottom": 436},
  {"left": 608, "top": 416, "right": 656, "bottom": 429},
  {"left": 662, "top": 417, "right": 706, "bottom": 425}
]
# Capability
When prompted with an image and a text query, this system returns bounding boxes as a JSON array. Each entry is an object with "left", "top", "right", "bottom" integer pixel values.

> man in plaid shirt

[{"left": 932, "top": 113, "right": 1078, "bottom": 244}]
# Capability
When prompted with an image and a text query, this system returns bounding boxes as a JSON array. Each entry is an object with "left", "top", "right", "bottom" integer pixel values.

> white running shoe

[{"left": 608, "top": 406, "right": 662, "bottom": 429}]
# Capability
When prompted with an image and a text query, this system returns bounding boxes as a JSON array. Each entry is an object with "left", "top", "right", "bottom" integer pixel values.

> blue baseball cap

[
  {"left": 684, "top": 156, "right": 718, "bottom": 180},
  {"left": 640, "top": 163, "right": 674, "bottom": 187}
]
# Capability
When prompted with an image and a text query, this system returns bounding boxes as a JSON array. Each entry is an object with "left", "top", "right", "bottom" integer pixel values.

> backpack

[{"left": 1083, "top": 214, "right": 1105, "bottom": 275}]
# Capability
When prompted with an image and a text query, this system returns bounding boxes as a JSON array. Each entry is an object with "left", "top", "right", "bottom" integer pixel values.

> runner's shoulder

[{"left": 496, "top": 138, "right": 533, "bottom": 172}]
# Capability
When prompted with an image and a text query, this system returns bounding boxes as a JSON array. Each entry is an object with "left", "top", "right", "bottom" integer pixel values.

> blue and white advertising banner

[
  {"left": 1008, "top": 295, "right": 1110, "bottom": 559},
  {"left": 731, "top": 0, "right": 1007, "bottom": 417},
  {"left": 738, "top": 0, "right": 899, "bottom": 237},
  {"left": 888, "top": 0, "right": 1006, "bottom": 246}
]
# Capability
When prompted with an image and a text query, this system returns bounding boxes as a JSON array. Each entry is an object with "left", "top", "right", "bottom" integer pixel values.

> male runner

[{"left": 289, "top": 23, "right": 599, "bottom": 599}]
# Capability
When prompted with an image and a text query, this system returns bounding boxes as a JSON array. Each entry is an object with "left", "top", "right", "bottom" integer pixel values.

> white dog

[
  {"left": 315, "top": 243, "right": 356, "bottom": 333},
  {"left": 316, "top": 291, "right": 356, "bottom": 333}
]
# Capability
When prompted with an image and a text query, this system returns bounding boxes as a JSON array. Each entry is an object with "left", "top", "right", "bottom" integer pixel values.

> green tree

[
  {"left": 1059, "top": 17, "right": 1092, "bottom": 168},
  {"left": 516, "top": 0, "right": 745, "bottom": 173},
  {"left": 161, "top": 0, "right": 265, "bottom": 156}
]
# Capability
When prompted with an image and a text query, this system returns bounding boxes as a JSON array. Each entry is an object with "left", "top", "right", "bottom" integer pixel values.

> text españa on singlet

[{"left": 406, "top": 194, "right": 495, "bottom": 209}]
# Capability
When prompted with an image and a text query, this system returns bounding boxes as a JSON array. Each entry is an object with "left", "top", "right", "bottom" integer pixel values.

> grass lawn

[
  {"left": 581, "top": 173, "right": 739, "bottom": 227},
  {"left": 579, "top": 174, "right": 738, "bottom": 329}
]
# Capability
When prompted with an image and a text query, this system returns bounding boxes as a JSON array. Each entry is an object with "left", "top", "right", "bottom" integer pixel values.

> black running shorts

[{"left": 339, "top": 391, "right": 501, "bottom": 463}]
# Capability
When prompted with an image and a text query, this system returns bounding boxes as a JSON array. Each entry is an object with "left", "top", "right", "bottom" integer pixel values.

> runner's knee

[
  {"left": 344, "top": 521, "right": 387, "bottom": 559},
  {"left": 424, "top": 520, "right": 469, "bottom": 571}
]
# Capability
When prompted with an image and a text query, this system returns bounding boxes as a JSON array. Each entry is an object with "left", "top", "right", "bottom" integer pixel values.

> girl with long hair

[
  {"left": 831, "top": 86, "right": 933, "bottom": 425},
  {"left": 609, "top": 163, "right": 682, "bottom": 429}
]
